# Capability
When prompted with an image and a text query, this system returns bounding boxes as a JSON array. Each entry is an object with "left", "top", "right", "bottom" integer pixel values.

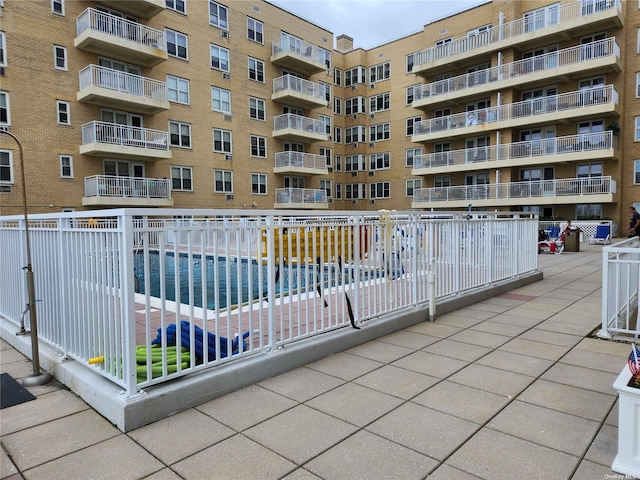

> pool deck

[{"left": 1, "top": 241, "right": 636, "bottom": 480}]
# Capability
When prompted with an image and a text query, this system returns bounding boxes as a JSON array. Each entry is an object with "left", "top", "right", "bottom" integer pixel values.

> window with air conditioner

[{"left": 214, "top": 169, "right": 233, "bottom": 193}]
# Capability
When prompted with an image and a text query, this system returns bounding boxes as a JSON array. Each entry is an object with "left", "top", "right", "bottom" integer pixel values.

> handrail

[
  {"left": 275, "top": 152, "right": 328, "bottom": 170},
  {"left": 275, "top": 187, "right": 327, "bottom": 204},
  {"left": 84, "top": 175, "right": 172, "bottom": 199},
  {"left": 273, "top": 113, "right": 328, "bottom": 135},
  {"left": 81, "top": 121, "right": 169, "bottom": 150},
  {"left": 79, "top": 65, "right": 167, "bottom": 101},
  {"left": 273, "top": 74, "right": 325, "bottom": 101},
  {"left": 272, "top": 34, "right": 330, "bottom": 67}
]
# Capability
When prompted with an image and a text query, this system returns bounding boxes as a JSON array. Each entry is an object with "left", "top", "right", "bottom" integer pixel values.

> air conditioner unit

[
  {"left": 352, "top": 143, "right": 358, "bottom": 148},
  {"left": 224, "top": 154, "right": 233, "bottom": 161},
  {"left": 369, "top": 142, "right": 375, "bottom": 148},
  {"left": 326, "top": 103, "right": 331, "bottom": 108},
  {"left": 369, "top": 171, "right": 375, "bottom": 176},
  {"left": 328, "top": 198, "right": 332, "bottom": 202},
  {"left": 223, "top": 114, "right": 232, "bottom": 121},
  {"left": 351, "top": 85, "right": 356, "bottom": 90},
  {"left": 0, "top": 125, "right": 9, "bottom": 132},
  {"left": 222, "top": 72, "right": 231, "bottom": 80},
  {"left": 370, "top": 113, "right": 375, "bottom": 118},
  {"left": 370, "top": 199, "right": 375, "bottom": 204},
  {"left": 370, "top": 83, "right": 375, "bottom": 89},
  {"left": 352, "top": 200, "right": 357, "bottom": 204},
  {"left": 221, "top": 30, "right": 229, "bottom": 39},
  {"left": 225, "top": 194, "right": 234, "bottom": 200},
  {"left": 351, "top": 172, "right": 357, "bottom": 177},
  {"left": 327, "top": 167, "right": 333, "bottom": 172},
  {"left": 352, "top": 114, "right": 357, "bottom": 119}
]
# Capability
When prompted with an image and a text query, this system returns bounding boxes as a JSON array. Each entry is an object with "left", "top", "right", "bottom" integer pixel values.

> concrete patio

[{"left": 0, "top": 241, "right": 634, "bottom": 480}]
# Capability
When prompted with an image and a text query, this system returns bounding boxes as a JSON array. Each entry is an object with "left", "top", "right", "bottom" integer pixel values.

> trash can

[{"left": 564, "top": 229, "right": 580, "bottom": 252}]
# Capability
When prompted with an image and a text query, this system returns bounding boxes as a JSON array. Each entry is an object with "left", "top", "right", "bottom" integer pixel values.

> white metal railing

[
  {"left": 84, "top": 175, "right": 171, "bottom": 199},
  {"left": 0, "top": 210, "right": 538, "bottom": 395},
  {"left": 81, "top": 121, "right": 169, "bottom": 151},
  {"left": 272, "top": 34, "right": 330, "bottom": 67},
  {"left": 275, "top": 188, "right": 327, "bottom": 205},
  {"left": 79, "top": 65, "right": 167, "bottom": 101},
  {"left": 76, "top": 7, "right": 165, "bottom": 50},
  {"left": 414, "top": 38, "right": 619, "bottom": 102},
  {"left": 273, "top": 75, "right": 325, "bottom": 101},
  {"left": 412, "top": 0, "right": 621, "bottom": 69},
  {"left": 414, "top": 86, "right": 618, "bottom": 136},
  {"left": 273, "top": 113, "right": 328, "bottom": 136},
  {"left": 414, "top": 176, "right": 616, "bottom": 203},
  {"left": 413, "top": 132, "right": 615, "bottom": 170},
  {"left": 598, "top": 236, "right": 640, "bottom": 340},
  {"left": 275, "top": 152, "right": 328, "bottom": 170}
]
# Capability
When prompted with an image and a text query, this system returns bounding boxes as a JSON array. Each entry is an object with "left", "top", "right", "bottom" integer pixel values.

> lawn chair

[
  {"left": 589, "top": 224, "right": 611, "bottom": 245},
  {"left": 538, "top": 226, "right": 564, "bottom": 254}
]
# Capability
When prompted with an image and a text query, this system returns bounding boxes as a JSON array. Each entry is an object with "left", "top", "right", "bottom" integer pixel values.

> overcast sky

[{"left": 268, "top": 0, "right": 484, "bottom": 50}]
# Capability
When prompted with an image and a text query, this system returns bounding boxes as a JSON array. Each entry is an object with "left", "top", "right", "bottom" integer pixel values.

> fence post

[{"left": 121, "top": 211, "right": 138, "bottom": 395}]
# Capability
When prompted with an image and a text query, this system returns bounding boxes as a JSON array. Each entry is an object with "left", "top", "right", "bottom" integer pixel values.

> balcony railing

[
  {"left": 81, "top": 121, "right": 169, "bottom": 151},
  {"left": 79, "top": 65, "right": 167, "bottom": 101},
  {"left": 275, "top": 152, "right": 328, "bottom": 170},
  {"left": 413, "top": 86, "right": 618, "bottom": 137},
  {"left": 273, "top": 75, "right": 325, "bottom": 100},
  {"left": 76, "top": 7, "right": 165, "bottom": 50},
  {"left": 414, "top": 38, "right": 619, "bottom": 103},
  {"left": 273, "top": 114, "right": 328, "bottom": 136},
  {"left": 84, "top": 175, "right": 171, "bottom": 200},
  {"left": 414, "top": 176, "right": 616, "bottom": 203},
  {"left": 272, "top": 35, "right": 330, "bottom": 68},
  {"left": 275, "top": 187, "right": 327, "bottom": 206},
  {"left": 412, "top": 0, "right": 621, "bottom": 70},
  {"left": 413, "top": 132, "right": 615, "bottom": 170}
]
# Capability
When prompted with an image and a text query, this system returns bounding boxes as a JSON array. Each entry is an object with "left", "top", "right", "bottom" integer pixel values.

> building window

[
  {"left": 334, "top": 126, "right": 342, "bottom": 144},
  {"left": 345, "top": 96, "right": 366, "bottom": 115},
  {"left": 51, "top": 0, "right": 64, "bottom": 15},
  {"left": 406, "top": 148, "right": 421, "bottom": 167},
  {"left": 166, "top": 0, "right": 186, "bottom": 14},
  {"left": 319, "top": 81, "right": 331, "bottom": 103},
  {"left": 56, "top": 100, "right": 70, "bottom": 125},
  {"left": 577, "top": 162, "right": 602, "bottom": 178},
  {"left": 319, "top": 47, "right": 331, "bottom": 70},
  {"left": 636, "top": 72, "right": 640, "bottom": 97},
  {"left": 0, "top": 31, "right": 5, "bottom": 67},
  {"left": 214, "top": 169, "right": 233, "bottom": 193},
  {"left": 406, "top": 85, "right": 418, "bottom": 105},
  {"left": 370, "top": 123, "right": 390, "bottom": 141},
  {"left": 344, "top": 66, "right": 365, "bottom": 86},
  {"left": 251, "top": 173, "right": 267, "bottom": 194},
  {"left": 634, "top": 160, "right": 640, "bottom": 184},
  {"left": 335, "top": 183, "right": 342, "bottom": 199},
  {"left": 370, "top": 181, "right": 390, "bottom": 199},
  {"left": 171, "top": 165, "right": 192, "bottom": 191},
  {"left": 334, "top": 98, "right": 342, "bottom": 115},
  {"left": 434, "top": 175, "right": 451, "bottom": 188},
  {"left": 345, "top": 126, "right": 366, "bottom": 144},
  {"left": 406, "top": 116, "right": 421, "bottom": 136},
  {"left": 248, "top": 57, "right": 264, "bottom": 82},
  {"left": 210, "top": 44, "right": 230, "bottom": 72},
  {"left": 406, "top": 179, "right": 421, "bottom": 197},
  {"left": 59, "top": 155, "right": 73, "bottom": 178},
  {"left": 319, "top": 147, "right": 332, "bottom": 167},
  {"left": 213, "top": 129, "right": 232, "bottom": 153},
  {"left": 209, "top": 1, "right": 228, "bottom": 29},
  {"left": 54, "top": 45, "right": 67, "bottom": 71},
  {"left": 320, "top": 179, "right": 331, "bottom": 200},
  {"left": 334, "top": 155, "right": 342, "bottom": 171},
  {"left": 406, "top": 54, "right": 414, "bottom": 73},
  {"left": 249, "top": 97, "right": 265, "bottom": 120},
  {"left": 166, "top": 29, "right": 188, "bottom": 60},
  {"left": 345, "top": 154, "right": 366, "bottom": 172},
  {"left": 250, "top": 135, "right": 266, "bottom": 157},
  {"left": 346, "top": 183, "right": 366, "bottom": 199},
  {"left": 167, "top": 75, "right": 190, "bottom": 104},
  {"left": 369, "top": 92, "right": 390, "bottom": 113},
  {"left": 369, "top": 62, "right": 390, "bottom": 83},
  {"left": 636, "top": 117, "right": 640, "bottom": 141},
  {"left": 0, "top": 149, "right": 13, "bottom": 184},
  {"left": 334, "top": 68, "right": 342, "bottom": 86},
  {"left": 0, "top": 91, "right": 10, "bottom": 127},
  {"left": 369, "top": 152, "right": 390, "bottom": 171},
  {"left": 169, "top": 121, "right": 191, "bottom": 148},
  {"left": 211, "top": 87, "right": 231, "bottom": 113},
  {"left": 247, "top": 17, "right": 263, "bottom": 43},
  {"left": 319, "top": 114, "right": 331, "bottom": 135},
  {"left": 576, "top": 204, "right": 602, "bottom": 220}
]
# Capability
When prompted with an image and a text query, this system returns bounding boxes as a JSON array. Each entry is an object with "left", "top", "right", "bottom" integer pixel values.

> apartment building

[{"left": 0, "top": 0, "right": 638, "bottom": 228}]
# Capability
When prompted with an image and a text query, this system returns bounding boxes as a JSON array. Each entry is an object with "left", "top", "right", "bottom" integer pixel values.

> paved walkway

[{"left": 0, "top": 242, "right": 634, "bottom": 480}]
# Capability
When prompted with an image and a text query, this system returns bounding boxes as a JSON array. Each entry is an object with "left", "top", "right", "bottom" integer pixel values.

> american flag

[{"left": 629, "top": 344, "right": 640, "bottom": 377}]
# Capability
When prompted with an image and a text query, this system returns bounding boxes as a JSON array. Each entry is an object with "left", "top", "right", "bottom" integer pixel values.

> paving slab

[
  {"left": 475, "top": 349, "right": 554, "bottom": 377},
  {"left": 258, "top": 367, "right": 345, "bottom": 403},
  {"left": 353, "top": 364, "right": 439, "bottom": 400},
  {"left": 305, "top": 351, "right": 383, "bottom": 380},
  {"left": 345, "top": 340, "right": 415, "bottom": 364},
  {"left": 391, "top": 350, "right": 469, "bottom": 378}
]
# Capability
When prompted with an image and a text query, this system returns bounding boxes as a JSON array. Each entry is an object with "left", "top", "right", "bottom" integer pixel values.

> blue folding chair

[{"left": 589, "top": 224, "right": 611, "bottom": 245}]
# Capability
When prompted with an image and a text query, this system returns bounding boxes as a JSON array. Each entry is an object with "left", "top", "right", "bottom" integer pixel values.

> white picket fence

[{"left": 0, "top": 209, "right": 538, "bottom": 395}]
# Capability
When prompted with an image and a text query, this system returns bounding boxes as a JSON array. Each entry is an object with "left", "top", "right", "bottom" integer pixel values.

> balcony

[
  {"left": 272, "top": 75, "right": 328, "bottom": 110},
  {"left": 274, "top": 188, "right": 328, "bottom": 209},
  {"left": 412, "top": 132, "right": 617, "bottom": 176},
  {"left": 412, "top": 0, "right": 623, "bottom": 75},
  {"left": 271, "top": 35, "right": 329, "bottom": 75},
  {"left": 74, "top": 8, "right": 167, "bottom": 67},
  {"left": 80, "top": 121, "right": 171, "bottom": 161},
  {"left": 78, "top": 65, "right": 169, "bottom": 115},
  {"left": 96, "top": 0, "right": 165, "bottom": 19},
  {"left": 413, "top": 38, "right": 621, "bottom": 109},
  {"left": 412, "top": 86, "right": 619, "bottom": 143},
  {"left": 83, "top": 175, "right": 173, "bottom": 207},
  {"left": 274, "top": 152, "right": 329, "bottom": 175},
  {"left": 272, "top": 114, "right": 329, "bottom": 143},
  {"left": 412, "top": 176, "right": 616, "bottom": 209}
]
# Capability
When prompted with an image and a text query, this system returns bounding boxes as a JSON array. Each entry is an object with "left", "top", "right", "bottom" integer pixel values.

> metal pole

[{"left": 1, "top": 130, "right": 53, "bottom": 386}]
